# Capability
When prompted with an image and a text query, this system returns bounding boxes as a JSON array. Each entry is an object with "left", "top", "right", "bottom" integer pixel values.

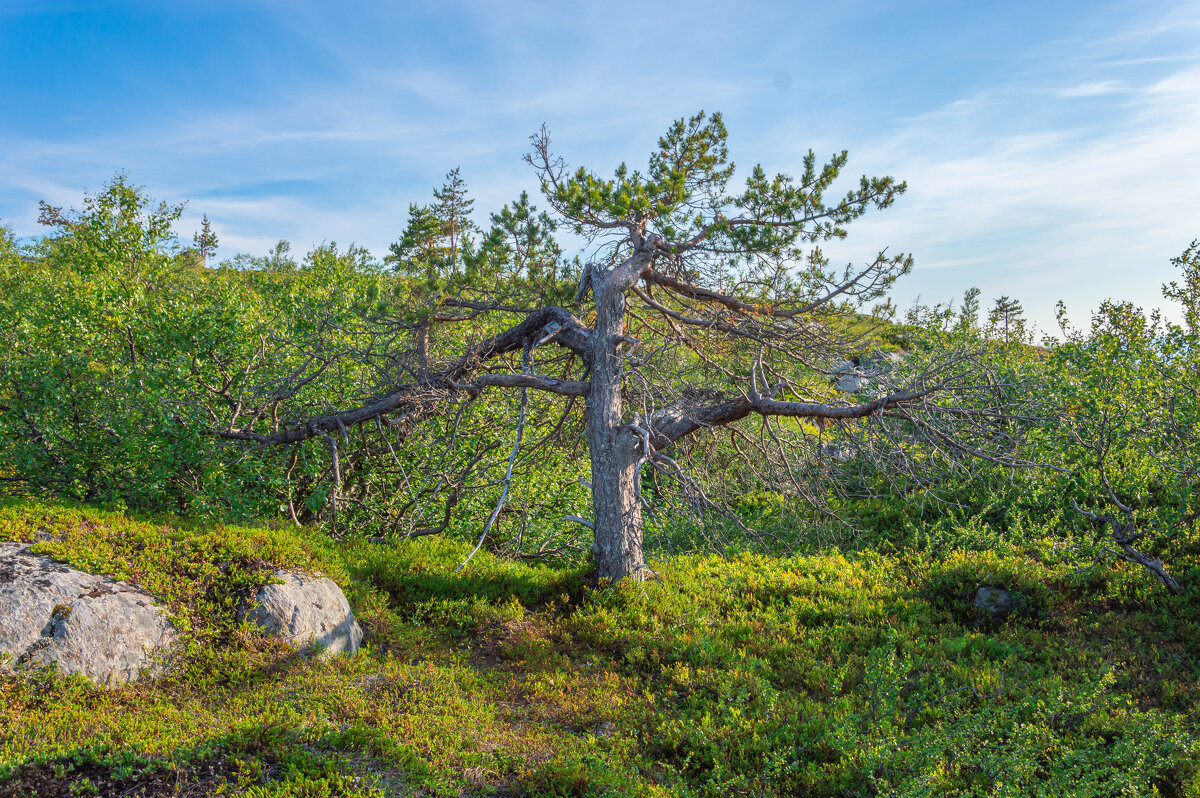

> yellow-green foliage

[{"left": 2, "top": 500, "right": 1199, "bottom": 796}]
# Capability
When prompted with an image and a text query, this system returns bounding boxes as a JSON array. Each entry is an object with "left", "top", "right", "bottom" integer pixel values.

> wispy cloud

[
  {"left": 807, "top": 13, "right": 1200, "bottom": 329},
  {"left": 1, "top": 0, "right": 1197, "bottom": 335},
  {"left": 1057, "top": 80, "right": 1125, "bottom": 97}
]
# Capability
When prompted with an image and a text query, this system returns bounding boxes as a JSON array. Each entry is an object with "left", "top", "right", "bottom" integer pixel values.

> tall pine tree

[
  {"left": 387, "top": 168, "right": 480, "bottom": 283},
  {"left": 432, "top": 168, "right": 475, "bottom": 271},
  {"left": 988, "top": 295, "right": 1025, "bottom": 342},
  {"left": 193, "top": 213, "right": 218, "bottom": 262}
]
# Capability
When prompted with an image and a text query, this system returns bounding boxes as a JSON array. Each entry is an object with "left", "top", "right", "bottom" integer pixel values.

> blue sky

[{"left": 2, "top": 0, "right": 1198, "bottom": 332}]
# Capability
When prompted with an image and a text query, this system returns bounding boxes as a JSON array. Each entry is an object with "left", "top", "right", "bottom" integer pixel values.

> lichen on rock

[
  {"left": 0, "top": 543, "right": 178, "bottom": 685},
  {"left": 238, "top": 570, "right": 362, "bottom": 657}
]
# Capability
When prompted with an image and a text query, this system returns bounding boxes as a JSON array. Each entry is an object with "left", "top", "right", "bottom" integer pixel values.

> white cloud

[
  {"left": 1057, "top": 80, "right": 1124, "bottom": 97},
  {"left": 808, "top": 21, "right": 1200, "bottom": 329}
]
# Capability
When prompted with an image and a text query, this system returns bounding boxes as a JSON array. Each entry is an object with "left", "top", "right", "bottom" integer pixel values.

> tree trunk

[
  {"left": 588, "top": 419, "right": 644, "bottom": 581},
  {"left": 587, "top": 264, "right": 646, "bottom": 581},
  {"left": 415, "top": 320, "right": 430, "bottom": 378}
]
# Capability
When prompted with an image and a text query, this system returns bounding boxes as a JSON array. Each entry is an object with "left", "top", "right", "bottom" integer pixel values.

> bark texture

[{"left": 586, "top": 255, "right": 651, "bottom": 580}]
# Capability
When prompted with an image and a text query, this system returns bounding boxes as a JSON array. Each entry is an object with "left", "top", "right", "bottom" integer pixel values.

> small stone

[
  {"left": 239, "top": 570, "right": 362, "bottom": 657},
  {"left": 818, "top": 443, "right": 852, "bottom": 462},
  {"left": 973, "top": 587, "right": 1015, "bottom": 616}
]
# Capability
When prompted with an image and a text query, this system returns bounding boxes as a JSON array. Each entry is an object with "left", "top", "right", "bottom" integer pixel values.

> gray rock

[
  {"left": 973, "top": 587, "right": 1015, "bottom": 616},
  {"left": 591, "top": 721, "right": 616, "bottom": 738},
  {"left": 0, "top": 543, "right": 178, "bottom": 685},
  {"left": 863, "top": 350, "right": 904, "bottom": 369},
  {"left": 240, "top": 571, "right": 362, "bottom": 657},
  {"left": 830, "top": 359, "right": 856, "bottom": 375},
  {"left": 818, "top": 443, "right": 853, "bottom": 462},
  {"left": 836, "top": 372, "right": 869, "bottom": 392}
]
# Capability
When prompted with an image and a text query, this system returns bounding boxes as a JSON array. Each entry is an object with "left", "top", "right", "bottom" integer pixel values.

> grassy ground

[{"left": 1, "top": 500, "right": 1198, "bottom": 797}]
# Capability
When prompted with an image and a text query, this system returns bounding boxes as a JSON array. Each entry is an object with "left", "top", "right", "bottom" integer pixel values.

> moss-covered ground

[{"left": 1, "top": 499, "right": 1199, "bottom": 797}]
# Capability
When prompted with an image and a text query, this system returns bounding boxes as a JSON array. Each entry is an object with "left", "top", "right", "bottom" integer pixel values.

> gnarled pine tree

[{"left": 219, "top": 112, "right": 989, "bottom": 580}]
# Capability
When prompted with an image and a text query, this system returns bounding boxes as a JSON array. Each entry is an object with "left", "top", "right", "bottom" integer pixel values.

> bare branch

[
  {"left": 216, "top": 306, "right": 591, "bottom": 445},
  {"left": 641, "top": 387, "right": 932, "bottom": 450},
  {"left": 1071, "top": 498, "right": 1181, "bottom": 595},
  {"left": 454, "top": 373, "right": 589, "bottom": 397}
]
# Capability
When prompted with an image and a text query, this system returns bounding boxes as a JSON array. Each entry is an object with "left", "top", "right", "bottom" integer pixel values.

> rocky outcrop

[
  {"left": 863, "top": 350, "right": 904, "bottom": 369},
  {"left": 0, "top": 543, "right": 178, "bottom": 685},
  {"left": 239, "top": 571, "right": 362, "bottom": 658}
]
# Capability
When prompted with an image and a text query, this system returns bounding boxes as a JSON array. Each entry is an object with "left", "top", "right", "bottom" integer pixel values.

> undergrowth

[{"left": 2, "top": 500, "right": 1199, "bottom": 796}]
